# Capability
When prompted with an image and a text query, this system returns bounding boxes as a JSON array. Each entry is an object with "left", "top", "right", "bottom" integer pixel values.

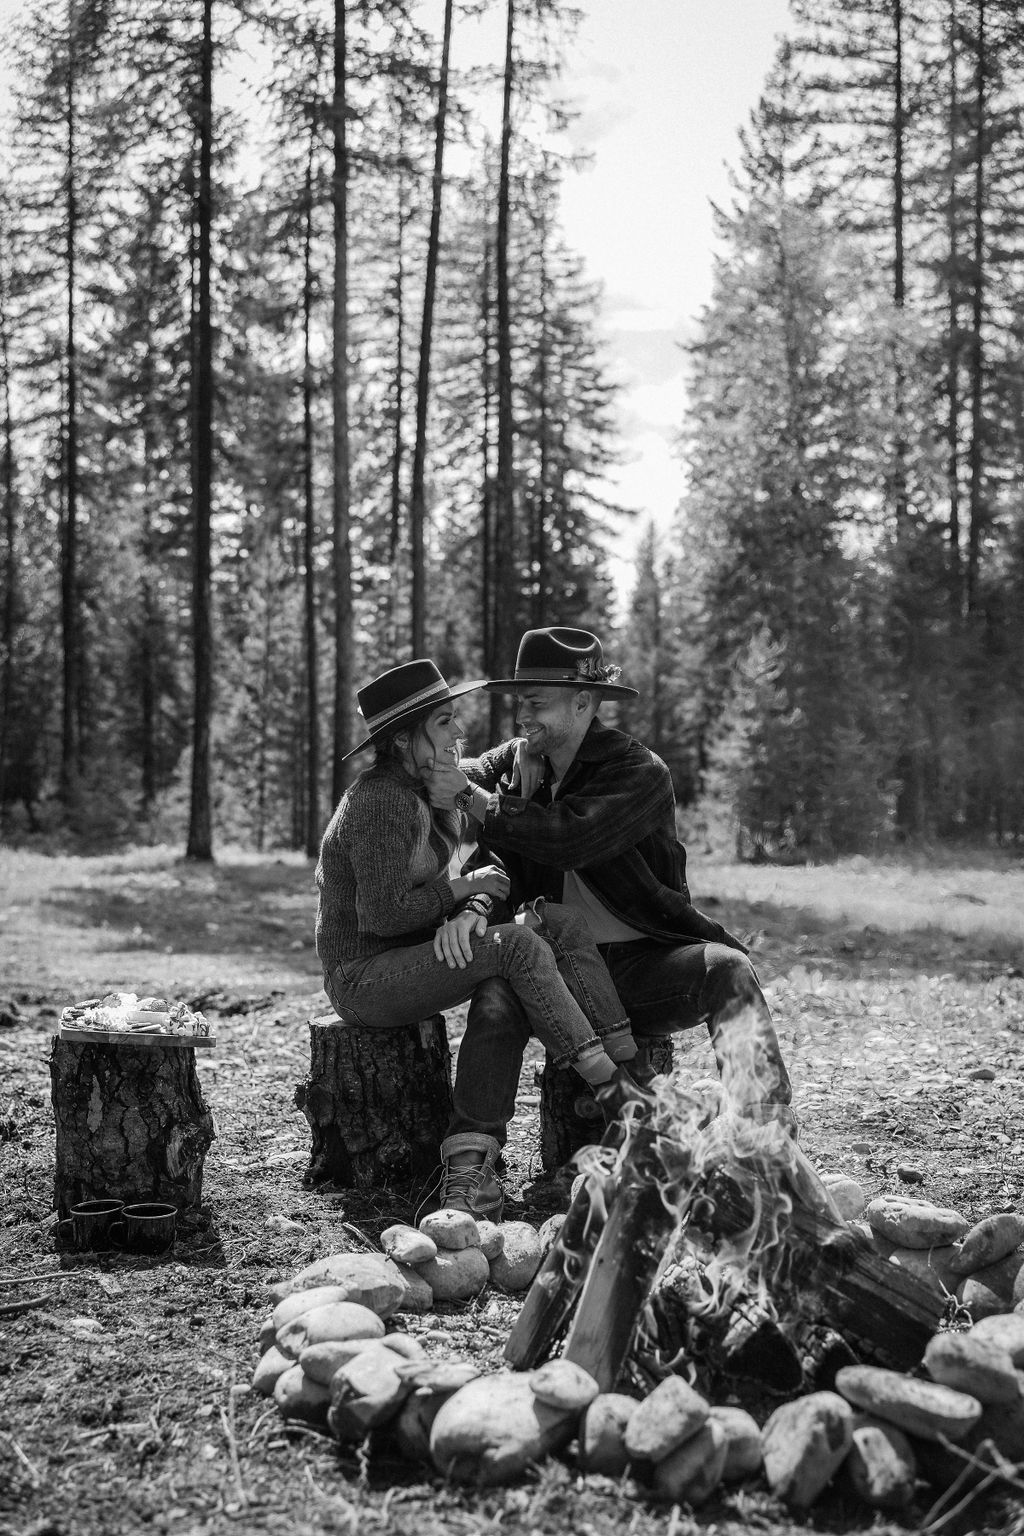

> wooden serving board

[{"left": 58, "top": 1025, "right": 217, "bottom": 1050}]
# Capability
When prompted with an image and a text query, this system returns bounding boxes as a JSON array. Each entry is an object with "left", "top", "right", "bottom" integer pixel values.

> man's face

[{"left": 514, "top": 688, "right": 580, "bottom": 758}]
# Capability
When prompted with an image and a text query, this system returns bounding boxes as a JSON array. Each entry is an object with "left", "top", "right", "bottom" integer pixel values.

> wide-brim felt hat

[
  {"left": 344, "top": 659, "right": 488, "bottom": 759},
  {"left": 485, "top": 626, "right": 638, "bottom": 699}
]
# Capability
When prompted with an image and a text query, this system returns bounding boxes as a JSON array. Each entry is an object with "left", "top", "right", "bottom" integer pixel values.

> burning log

[{"left": 506, "top": 1092, "right": 948, "bottom": 1394}]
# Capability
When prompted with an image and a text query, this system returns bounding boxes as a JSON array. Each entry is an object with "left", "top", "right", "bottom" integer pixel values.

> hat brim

[
  {"left": 484, "top": 677, "right": 639, "bottom": 699},
  {"left": 343, "top": 678, "right": 490, "bottom": 759}
]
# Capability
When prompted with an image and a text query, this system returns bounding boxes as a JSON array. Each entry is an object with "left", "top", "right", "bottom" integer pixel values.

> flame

[{"left": 555, "top": 1005, "right": 843, "bottom": 1359}]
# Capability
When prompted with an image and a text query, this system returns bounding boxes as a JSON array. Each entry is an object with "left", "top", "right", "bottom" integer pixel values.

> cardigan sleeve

[{"left": 342, "top": 777, "right": 456, "bottom": 937}]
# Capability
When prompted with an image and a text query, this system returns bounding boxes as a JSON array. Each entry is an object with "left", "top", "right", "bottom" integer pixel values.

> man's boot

[{"left": 438, "top": 1133, "right": 504, "bottom": 1221}]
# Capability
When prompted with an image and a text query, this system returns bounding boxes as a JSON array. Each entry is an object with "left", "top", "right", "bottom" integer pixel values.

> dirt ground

[{"left": 1, "top": 845, "right": 1024, "bottom": 1536}]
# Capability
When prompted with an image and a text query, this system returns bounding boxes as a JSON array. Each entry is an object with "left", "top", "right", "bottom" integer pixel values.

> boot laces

[{"left": 441, "top": 1161, "right": 487, "bottom": 1206}]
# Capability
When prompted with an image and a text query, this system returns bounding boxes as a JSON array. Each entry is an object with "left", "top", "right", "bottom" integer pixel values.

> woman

[{"left": 315, "top": 658, "right": 639, "bottom": 1219}]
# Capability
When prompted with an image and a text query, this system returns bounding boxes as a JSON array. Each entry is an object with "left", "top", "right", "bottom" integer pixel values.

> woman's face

[{"left": 409, "top": 702, "right": 464, "bottom": 773}]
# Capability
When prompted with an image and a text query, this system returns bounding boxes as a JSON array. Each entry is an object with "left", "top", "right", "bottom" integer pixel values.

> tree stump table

[
  {"left": 50, "top": 1033, "right": 216, "bottom": 1218},
  {"left": 295, "top": 1013, "right": 454, "bottom": 1191},
  {"left": 538, "top": 1036, "right": 675, "bottom": 1171}
]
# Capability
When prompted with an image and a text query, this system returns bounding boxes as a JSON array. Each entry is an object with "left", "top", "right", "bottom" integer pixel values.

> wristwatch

[{"left": 453, "top": 784, "right": 476, "bottom": 814}]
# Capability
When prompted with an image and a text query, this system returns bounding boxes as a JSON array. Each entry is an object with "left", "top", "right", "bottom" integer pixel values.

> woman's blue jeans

[{"left": 323, "top": 903, "right": 629, "bottom": 1082}]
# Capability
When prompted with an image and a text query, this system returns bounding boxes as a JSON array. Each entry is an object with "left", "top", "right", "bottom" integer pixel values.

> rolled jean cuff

[
  {"left": 571, "top": 1041, "right": 617, "bottom": 1084},
  {"left": 597, "top": 1025, "right": 636, "bottom": 1061}
]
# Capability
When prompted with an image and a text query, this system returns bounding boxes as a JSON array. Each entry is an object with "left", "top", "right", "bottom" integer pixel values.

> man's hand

[
  {"left": 434, "top": 910, "right": 486, "bottom": 968},
  {"left": 510, "top": 737, "right": 544, "bottom": 799},
  {"left": 463, "top": 863, "right": 510, "bottom": 901},
  {"left": 422, "top": 759, "right": 469, "bottom": 809}
]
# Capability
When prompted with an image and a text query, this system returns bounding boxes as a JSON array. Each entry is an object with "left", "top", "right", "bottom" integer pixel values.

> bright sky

[
  {"left": 0, "top": 0, "right": 793, "bottom": 595},
  {"left": 554, "top": 0, "right": 792, "bottom": 586}
]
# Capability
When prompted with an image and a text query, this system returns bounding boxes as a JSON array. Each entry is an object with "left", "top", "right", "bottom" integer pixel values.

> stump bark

[
  {"left": 538, "top": 1036, "right": 674, "bottom": 1170},
  {"left": 50, "top": 1036, "right": 215, "bottom": 1217},
  {"left": 295, "top": 1013, "right": 453, "bottom": 1190}
]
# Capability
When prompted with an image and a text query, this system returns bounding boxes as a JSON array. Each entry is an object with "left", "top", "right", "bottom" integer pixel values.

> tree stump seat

[
  {"left": 49, "top": 1034, "right": 216, "bottom": 1217},
  {"left": 295, "top": 1013, "right": 454, "bottom": 1191},
  {"left": 538, "top": 1036, "right": 675, "bottom": 1171}
]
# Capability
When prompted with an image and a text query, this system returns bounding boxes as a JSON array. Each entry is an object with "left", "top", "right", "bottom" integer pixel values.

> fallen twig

[
  {"left": 220, "top": 1371, "right": 249, "bottom": 1508},
  {"left": 0, "top": 1294, "right": 49, "bottom": 1318},
  {"left": 920, "top": 1435, "right": 1024, "bottom": 1535},
  {"left": 2, "top": 1432, "right": 40, "bottom": 1487},
  {"left": 0, "top": 1271, "right": 73, "bottom": 1287}
]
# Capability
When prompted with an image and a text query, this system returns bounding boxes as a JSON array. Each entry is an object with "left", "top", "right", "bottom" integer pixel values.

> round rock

[
  {"left": 418, "top": 1209, "right": 481, "bottom": 1251},
  {"left": 835, "top": 1364, "right": 982, "bottom": 1442},
  {"left": 845, "top": 1413, "right": 916, "bottom": 1509},
  {"left": 381, "top": 1223, "right": 438, "bottom": 1265},
  {"left": 923, "top": 1330, "right": 1020, "bottom": 1405},
  {"left": 820, "top": 1174, "right": 866, "bottom": 1221},
  {"left": 709, "top": 1404, "right": 763, "bottom": 1482},
  {"left": 276, "top": 1301, "right": 385, "bottom": 1360},
  {"left": 528, "top": 1359, "right": 600, "bottom": 1412},
  {"left": 866, "top": 1196, "right": 969, "bottom": 1249},
  {"left": 623, "top": 1375, "right": 709, "bottom": 1463},
  {"left": 762, "top": 1391, "right": 854, "bottom": 1509},
  {"left": 417, "top": 1245, "right": 490, "bottom": 1301},
  {"left": 488, "top": 1221, "right": 544, "bottom": 1291},
  {"left": 578, "top": 1393, "right": 639, "bottom": 1476},
  {"left": 475, "top": 1220, "right": 505, "bottom": 1261},
  {"left": 653, "top": 1419, "right": 728, "bottom": 1505},
  {"left": 970, "top": 1312, "right": 1024, "bottom": 1365}
]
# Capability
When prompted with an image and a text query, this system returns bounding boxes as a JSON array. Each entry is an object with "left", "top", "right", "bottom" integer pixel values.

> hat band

[
  {"left": 363, "top": 680, "right": 451, "bottom": 733},
  {"left": 514, "top": 666, "right": 600, "bottom": 683}
]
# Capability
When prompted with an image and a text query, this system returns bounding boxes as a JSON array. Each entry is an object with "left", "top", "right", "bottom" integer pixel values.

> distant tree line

[
  {"left": 622, "top": 0, "right": 1024, "bottom": 857},
  {"left": 0, "top": 0, "right": 622, "bottom": 854},
  {"left": 3, "top": 0, "right": 1022, "bottom": 863}
]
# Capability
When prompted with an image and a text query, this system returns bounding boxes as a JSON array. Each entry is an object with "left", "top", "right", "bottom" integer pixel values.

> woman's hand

[
  {"left": 434, "top": 910, "right": 487, "bottom": 968},
  {"left": 463, "top": 864, "right": 510, "bottom": 902},
  {"left": 510, "top": 737, "right": 544, "bottom": 799}
]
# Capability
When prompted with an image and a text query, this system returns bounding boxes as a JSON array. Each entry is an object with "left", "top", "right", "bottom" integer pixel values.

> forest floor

[{"left": 2, "top": 843, "right": 1024, "bottom": 1536}]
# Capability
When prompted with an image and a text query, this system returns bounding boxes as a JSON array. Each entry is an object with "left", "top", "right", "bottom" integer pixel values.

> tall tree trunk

[
  {"left": 480, "top": 236, "right": 495, "bottom": 680},
  {"left": 946, "top": 0, "right": 962, "bottom": 601},
  {"left": 410, "top": 0, "right": 454, "bottom": 656},
  {"left": 302, "top": 122, "right": 321, "bottom": 857},
  {"left": 330, "top": 0, "right": 354, "bottom": 805},
  {"left": 60, "top": 1, "right": 81, "bottom": 802},
  {"left": 490, "top": 0, "right": 516, "bottom": 740},
  {"left": 891, "top": 0, "right": 908, "bottom": 530},
  {"left": 0, "top": 216, "right": 15, "bottom": 819},
  {"left": 531, "top": 182, "right": 549, "bottom": 628},
  {"left": 186, "top": 0, "right": 214, "bottom": 860},
  {"left": 965, "top": 0, "right": 985, "bottom": 617},
  {"left": 387, "top": 157, "right": 406, "bottom": 654}
]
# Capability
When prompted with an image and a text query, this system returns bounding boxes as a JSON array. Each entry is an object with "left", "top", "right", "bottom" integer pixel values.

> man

[{"left": 424, "top": 625, "right": 794, "bottom": 1211}]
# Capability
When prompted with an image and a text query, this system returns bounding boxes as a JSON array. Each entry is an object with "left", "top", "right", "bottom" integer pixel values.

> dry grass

[
  {"left": 2, "top": 844, "right": 1024, "bottom": 1536},
  {"left": 703, "top": 853, "right": 1024, "bottom": 956}
]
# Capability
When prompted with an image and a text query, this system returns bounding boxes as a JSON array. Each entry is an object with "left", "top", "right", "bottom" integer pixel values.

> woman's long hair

[{"left": 372, "top": 704, "right": 463, "bottom": 857}]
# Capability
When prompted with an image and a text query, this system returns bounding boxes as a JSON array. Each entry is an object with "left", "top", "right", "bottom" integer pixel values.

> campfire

[{"left": 252, "top": 1066, "right": 1024, "bottom": 1523}]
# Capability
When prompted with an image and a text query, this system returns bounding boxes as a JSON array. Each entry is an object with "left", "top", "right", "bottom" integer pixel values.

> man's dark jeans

[{"left": 450, "top": 939, "right": 792, "bottom": 1143}]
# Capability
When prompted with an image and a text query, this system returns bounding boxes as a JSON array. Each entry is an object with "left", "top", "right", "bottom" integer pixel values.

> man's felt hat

[
  {"left": 344, "top": 659, "right": 487, "bottom": 759},
  {"left": 485, "top": 627, "right": 638, "bottom": 699}
]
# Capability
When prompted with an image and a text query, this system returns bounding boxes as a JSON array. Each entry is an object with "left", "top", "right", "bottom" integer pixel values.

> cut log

[
  {"left": 295, "top": 1013, "right": 453, "bottom": 1190},
  {"left": 504, "top": 1125, "right": 621, "bottom": 1370},
  {"left": 50, "top": 1035, "right": 215, "bottom": 1217},
  {"left": 561, "top": 1125, "right": 677, "bottom": 1391},
  {"left": 508, "top": 1116, "right": 948, "bottom": 1392},
  {"left": 538, "top": 1036, "right": 674, "bottom": 1170},
  {"left": 689, "top": 1160, "right": 947, "bottom": 1370}
]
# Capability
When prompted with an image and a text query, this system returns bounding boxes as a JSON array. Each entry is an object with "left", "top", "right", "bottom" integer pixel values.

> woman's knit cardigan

[{"left": 315, "top": 758, "right": 459, "bottom": 975}]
